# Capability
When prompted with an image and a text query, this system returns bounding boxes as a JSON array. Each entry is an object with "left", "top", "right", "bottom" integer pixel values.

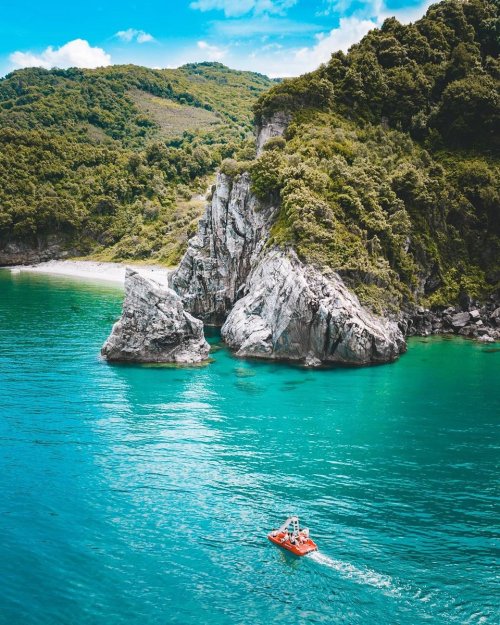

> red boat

[{"left": 268, "top": 516, "right": 318, "bottom": 556}]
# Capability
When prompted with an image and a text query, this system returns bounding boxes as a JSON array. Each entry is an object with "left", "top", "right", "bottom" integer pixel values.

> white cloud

[
  {"left": 9, "top": 39, "right": 111, "bottom": 70},
  {"left": 197, "top": 40, "right": 227, "bottom": 61},
  {"left": 115, "top": 28, "right": 155, "bottom": 44},
  {"left": 321, "top": 0, "right": 433, "bottom": 22},
  {"left": 295, "top": 16, "right": 377, "bottom": 69},
  {"left": 190, "top": 0, "right": 296, "bottom": 17},
  {"left": 291, "top": 0, "right": 434, "bottom": 74}
]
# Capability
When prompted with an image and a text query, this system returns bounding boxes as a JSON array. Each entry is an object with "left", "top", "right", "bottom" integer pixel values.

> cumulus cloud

[
  {"left": 197, "top": 40, "right": 227, "bottom": 61},
  {"left": 295, "top": 16, "right": 377, "bottom": 68},
  {"left": 190, "top": 0, "right": 297, "bottom": 17},
  {"left": 292, "top": 0, "right": 434, "bottom": 74},
  {"left": 10, "top": 39, "right": 111, "bottom": 70},
  {"left": 115, "top": 28, "right": 155, "bottom": 44}
]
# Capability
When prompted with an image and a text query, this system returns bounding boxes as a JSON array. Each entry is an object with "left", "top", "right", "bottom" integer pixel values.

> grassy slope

[
  {"left": 245, "top": 0, "right": 499, "bottom": 312},
  {"left": 0, "top": 63, "right": 273, "bottom": 264}
]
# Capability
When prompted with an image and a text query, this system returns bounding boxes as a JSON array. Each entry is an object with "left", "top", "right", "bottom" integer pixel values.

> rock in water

[
  {"left": 221, "top": 250, "right": 405, "bottom": 366},
  {"left": 151, "top": 115, "right": 405, "bottom": 366},
  {"left": 101, "top": 269, "right": 209, "bottom": 363}
]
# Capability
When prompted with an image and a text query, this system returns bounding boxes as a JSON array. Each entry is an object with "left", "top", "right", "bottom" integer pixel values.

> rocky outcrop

[
  {"left": 167, "top": 114, "right": 407, "bottom": 366},
  {"left": 221, "top": 249, "right": 406, "bottom": 365},
  {"left": 101, "top": 268, "right": 209, "bottom": 363},
  {"left": 256, "top": 112, "right": 291, "bottom": 155},
  {"left": 407, "top": 297, "right": 500, "bottom": 342},
  {"left": 107, "top": 113, "right": 496, "bottom": 368},
  {"left": 169, "top": 172, "right": 279, "bottom": 324},
  {"left": 0, "top": 235, "right": 76, "bottom": 266}
]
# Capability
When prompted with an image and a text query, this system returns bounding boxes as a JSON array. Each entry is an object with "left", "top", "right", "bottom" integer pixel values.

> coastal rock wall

[
  {"left": 167, "top": 114, "right": 407, "bottom": 366},
  {"left": 221, "top": 249, "right": 405, "bottom": 365},
  {"left": 169, "top": 172, "right": 279, "bottom": 324},
  {"left": 106, "top": 114, "right": 407, "bottom": 366},
  {"left": 102, "top": 268, "right": 209, "bottom": 363},
  {"left": 0, "top": 235, "right": 76, "bottom": 266}
]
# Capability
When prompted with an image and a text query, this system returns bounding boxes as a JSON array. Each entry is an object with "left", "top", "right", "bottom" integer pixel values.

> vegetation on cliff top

[
  {"left": 0, "top": 63, "right": 273, "bottom": 263},
  {"left": 249, "top": 0, "right": 499, "bottom": 311}
]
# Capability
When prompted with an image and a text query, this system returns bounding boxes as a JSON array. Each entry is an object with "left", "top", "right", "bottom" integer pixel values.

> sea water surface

[{"left": 0, "top": 269, "right": 498, "bottom": 625}]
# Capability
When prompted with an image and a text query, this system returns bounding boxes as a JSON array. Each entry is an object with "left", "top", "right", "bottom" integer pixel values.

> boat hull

[{"left": 268, "top": 531, "right": 318, "bottom": 556}]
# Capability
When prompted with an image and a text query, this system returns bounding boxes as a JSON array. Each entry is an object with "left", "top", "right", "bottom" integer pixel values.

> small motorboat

[{"left": 268, "top": 515, "right": 318, "bottom": 556}]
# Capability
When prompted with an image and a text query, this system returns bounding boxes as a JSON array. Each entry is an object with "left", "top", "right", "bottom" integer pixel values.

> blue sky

[{"left": 1, "top": 0, "right": 434, "bottom": 78}]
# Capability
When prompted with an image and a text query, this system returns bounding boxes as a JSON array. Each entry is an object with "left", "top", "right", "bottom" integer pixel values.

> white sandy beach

[{"left": 7, "top": 260, "right": 172, "bottom": 287}]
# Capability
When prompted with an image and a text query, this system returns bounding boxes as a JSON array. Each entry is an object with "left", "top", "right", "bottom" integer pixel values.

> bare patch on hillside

[{"left": 128, "top": 89, "right": 221, "bottom": 139}]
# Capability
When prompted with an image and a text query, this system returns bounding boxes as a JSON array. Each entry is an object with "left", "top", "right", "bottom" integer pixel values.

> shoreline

[{"left": 3, "top": 260, "right": 172, "bottom": 287}]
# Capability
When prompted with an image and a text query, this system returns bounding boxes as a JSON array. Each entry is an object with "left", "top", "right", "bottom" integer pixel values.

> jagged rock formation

[
  {"left": 169, "top": 172, "right": 279, "bottom": 324},
  {"left": 101, "top": 268, "right": 209, "bottom": 363},
  {"left": 165, "top": 116, "right": 407, "bottom": 366},
  {"left": 221, "top": 249, "right": 405, "bottom": 365},
  {"left": 167, "top": 117, "right": 406, "bottom": 365}
]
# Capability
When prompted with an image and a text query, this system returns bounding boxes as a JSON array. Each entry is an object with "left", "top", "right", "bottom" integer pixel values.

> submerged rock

[
  {"left": 101, "top": 269, "right": 209, "bottom": 363},
  {"left": 221, "top": 249, "right": 405, "bottom": 366}
]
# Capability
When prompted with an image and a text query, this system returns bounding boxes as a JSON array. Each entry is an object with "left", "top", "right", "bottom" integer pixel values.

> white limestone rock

[
  {"left": 256, "top": 112, "right": 291, "bottom": 155},
  {"left": 101, "top": 268, "right": 209, "bottom": 363},
  {"left": 221, "top": 250, "right": 405, "bottom": 366},
  {"left": 169, "top": 172, "right": 278, "bottom": 323}
]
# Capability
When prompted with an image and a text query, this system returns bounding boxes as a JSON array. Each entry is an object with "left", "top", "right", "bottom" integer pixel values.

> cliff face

[
  {"left": 166, "top": 117, "right": 406, "bottom": 365},
  {"left": 101, "top": 269, "right": 209, "bottom": 363},
  {"left": 255, "top": 111, "right": 291, "bottom": 155},
  {"left": 0, "top": 235, "right": 75, "bottom": 266},
  {"left": 169, "top": 172, "right": 279, "bottom": 324}
]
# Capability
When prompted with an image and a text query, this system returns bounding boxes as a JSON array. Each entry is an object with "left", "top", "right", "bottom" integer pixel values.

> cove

[{"left": 0, "top": 269, "right": 498, "bottom": 625}]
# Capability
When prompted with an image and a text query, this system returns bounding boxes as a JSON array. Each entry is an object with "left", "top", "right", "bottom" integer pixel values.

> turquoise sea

[{"left": 0, "top": 269, "right": 498, "bottom": 625}]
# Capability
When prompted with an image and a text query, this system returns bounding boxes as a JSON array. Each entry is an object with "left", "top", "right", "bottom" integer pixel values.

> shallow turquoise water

[{"left": 0, "top": 269, "right": 499, "bottom": 625}]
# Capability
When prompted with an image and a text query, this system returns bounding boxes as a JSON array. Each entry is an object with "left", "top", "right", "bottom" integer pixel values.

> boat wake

[{"left": 307, "top": 551, "right": 400, "bottom": 596}]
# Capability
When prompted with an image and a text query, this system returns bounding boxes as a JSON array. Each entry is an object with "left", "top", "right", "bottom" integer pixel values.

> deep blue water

[{"left": 0, "top": 269, "right": 499, "bottom": 625}]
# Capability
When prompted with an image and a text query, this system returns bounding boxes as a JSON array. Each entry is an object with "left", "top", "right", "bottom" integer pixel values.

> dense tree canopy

[
  {"left": 255, "top": 0, "right": 499, "bottom": 153},
  {"left": 0, "top": 63, "right": 274, "bottom": 262},
  {"left": 251, "top": 0, "right": 499, "bottom": 310}
]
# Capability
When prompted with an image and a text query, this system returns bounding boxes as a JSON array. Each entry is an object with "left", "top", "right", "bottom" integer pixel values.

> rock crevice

[{"left": 169, "top": 172, "right": 279, "bottom": 324}]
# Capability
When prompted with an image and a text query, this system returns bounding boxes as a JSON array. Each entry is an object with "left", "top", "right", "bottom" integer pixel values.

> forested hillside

[
  {"left": 0, "top": 63, "right": 273, "bottom": 263},
  {"left": 247, "top": 0, "right": 499, "bottom": 311}
]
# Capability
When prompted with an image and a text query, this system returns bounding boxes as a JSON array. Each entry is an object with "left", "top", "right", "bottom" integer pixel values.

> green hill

[
  {"left": 0, "top": 63, "right": 274, "bottom": 263},
  {"left": 246, "top": 0, "right": 499, "bottom": 312}
]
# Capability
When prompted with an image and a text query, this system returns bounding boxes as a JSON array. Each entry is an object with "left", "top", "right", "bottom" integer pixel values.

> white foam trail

[{"left": 308, "top": 551, "right": 400, "bottom": 596}]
